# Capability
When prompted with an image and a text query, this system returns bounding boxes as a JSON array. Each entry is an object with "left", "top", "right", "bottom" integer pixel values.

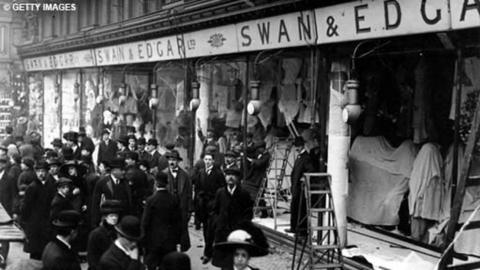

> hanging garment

[
  {"left": 278, "top": 84, "right": 299, "bottom": 124},
  {"left": 412, "top": 59, "right": 429, "bottom": 143},
  {"left": 348, "top": 137, "right": 417, "bottom": 225},
  {"left": 258, "top": 100, "right": 275, "bottom": 129},
  {"left": 409, "top": 143, "right": 446, "bottom": 221}
]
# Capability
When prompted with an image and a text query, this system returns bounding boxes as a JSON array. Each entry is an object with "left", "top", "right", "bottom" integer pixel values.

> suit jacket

[
  {"left": 141, "top": 189, "right": 182, "bottom": 251},
  {"left": 0, "top": 168, "right": 16, "bottom": 216},
  {"left": 136, "top": 150, "right": 151, "bottom": 163},
  {"left": 97, "top": 140, "right": 118, "bottom": 165},
  {"left": 91, "top": 175, "right": 132, "bottom": 227},
  {"left": 164, "top": 167, "right": 192, "bottom": 251},
  {"left": 50, "top": 192, "right": 74, "bottom": 220},
  {"left": 149, "top": 151, "right": 168, "bottom": 172},
  {"left": 87, "top": 222, "right": 116, "bottom": 270},
  {"left": 22, "top": 177, "right": 56, "bottom": 254},
  {"left": 193, "top": 166, "right": 225, "bottom": 222},
  {"left": 290, "top": 151, "right": 315, "bottom": 195},
  {"left": 42, "top": 238, "right": 81, "bottom": 270},
  {"left": 246, "top": 151, "right": 271, "bottom": 186},
  {"left": 99, "top": 243, "right": 145, "bottom": 270}
]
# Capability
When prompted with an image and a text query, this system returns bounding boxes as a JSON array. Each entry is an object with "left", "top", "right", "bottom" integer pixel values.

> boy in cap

[
  {"left": 42, "top": 210, "right": 82, "bottom": 270},
  {"left": 87, "top": 200, "right": 123, "bottom": 270},
  {"left": 50, "top": 178, "right": 75, "bottom": 220},
  {"left": 99, "top": 215, "right": 144, "bottom": 270},
  {"left": 142, "top": 172, "right": 182, "bottom": 270},
  {"left": 97, "top": 129, "right": 118, "bottom": 167}
]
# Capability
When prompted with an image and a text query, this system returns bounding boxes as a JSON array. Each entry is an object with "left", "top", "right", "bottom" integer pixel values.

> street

[{"left": 4, "top": 223, "right": 292, "bottom": 270}]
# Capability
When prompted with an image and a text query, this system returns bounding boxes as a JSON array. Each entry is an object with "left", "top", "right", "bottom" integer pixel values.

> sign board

[
  {"left": 315, "top": 0, "right": 450, "bottom": 44},
  {"left": 24, "top": 49, "right": 95, "bottom": 71},
  {"left": 451, "top": 0, "right": 480, "bottom": 29},
  {"left": 184, "top": 25, "right": 238, "bottom": 57}
]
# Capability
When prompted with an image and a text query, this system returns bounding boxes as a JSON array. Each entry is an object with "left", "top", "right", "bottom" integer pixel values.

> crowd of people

[{"left": 0, "top": 125, "right": 271, "bottom": 270}]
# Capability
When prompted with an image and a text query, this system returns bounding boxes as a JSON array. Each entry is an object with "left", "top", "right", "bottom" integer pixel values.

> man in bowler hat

[
  {"left": 163, "top": 150, "right": 192, "bottom": 252},
  {"left": 87, "top": 200, "right": 123, "bottom": 270},
  {"left": 142, "top": 172, "right": 182, "bottom": 270},
  {"left": 97, "top": 129, "right": 118, "bottom": 167},
  {"left": 98, "top": 215, "right": 145, "bottom": 270},
  {"left": 42, "top": 210, "right": 82, "bottom": 270},
  {"left": 91, "top": 158, "right": 132, "bottom": 227},
  {"left": 50, "top": 177, "right": 75, "bottom": 220}
]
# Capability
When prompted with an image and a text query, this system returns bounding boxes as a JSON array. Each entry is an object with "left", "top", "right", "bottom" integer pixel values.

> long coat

[
  {"left": 97, "top": 140, "right": 118, "bottom": 165},
  {"left": 42, "top": 238, "right": 81, "bottom": 270},
  {"left": 141, "top": 189, "right": 182, "bottom": 251},
  {"left": 193, "top": 166, "right": 225, "bottom": 223},
  {"left": 87, "top": 222, "right": 117, "bottom": 270},
  {"left": 164, "top": 167, "right": 192, "bottom": 251},
  {"left": 290, "top": 150, "right": 315, "bottom": 232},
  {"left": 99, "top": 243, "right": 145, "bottom": 270},
  {"left": 50, "top": 193, "right": 75, "bottom": 220},
  {"left": 125, "top": 165, "right": 150, "bottom": 216},
  {"left": 0, "top": 168, "right": 17, "bottom": 216},
  {"left": 245, "top": 151, "right": 271, "bottom": 198},
  {"left": 91, "top": 175, "right": 132, "bottom": 227},
  {"left": 22, "top": 177, "right": 56, "bottom": 254}
]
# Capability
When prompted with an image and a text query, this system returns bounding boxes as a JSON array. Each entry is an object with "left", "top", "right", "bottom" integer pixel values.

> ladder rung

[
  {"left": 310, "top": 208, "right": 333, "bottom": 212},
  {"left": 311, "top": 244, "right": 340, "bottom": 250},
  {"left": 310, "top": 190, "right": 331, "bottom": 195},
  {"left": 311, "top": 226, "right": 337, "bottom": 231},
  {"left": 312, "top": 263, "right": 343, "bottom": 269}
]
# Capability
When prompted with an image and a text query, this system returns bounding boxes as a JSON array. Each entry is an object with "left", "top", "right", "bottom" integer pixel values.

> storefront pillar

[
  {"left": 194, "top": 64, "right": 211, "bottom": 161},
  {"left": 327, "top": 60, "right": 349, "bottom": 247}
]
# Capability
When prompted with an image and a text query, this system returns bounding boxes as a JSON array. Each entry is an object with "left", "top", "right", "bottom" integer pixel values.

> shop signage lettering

[
  {"left": 237, "top": 11, "right": 317, "bottom": 52},
  {"left": 24, "top": 49, "right": 94, "bottom": 71},
  {"left": 23, "top": 0, "right": 480, "bottom": 72},
  {"left": 450, "top": 0, "right": 480, "bottom": 29},
  {"left": 315, "top": 0, "right": 450, "bottom": 44}
]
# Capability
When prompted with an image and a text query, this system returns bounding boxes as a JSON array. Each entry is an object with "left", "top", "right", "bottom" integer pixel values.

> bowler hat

[
  {"left": 137, "top": 137, "right": 146, "bottom": 145},
  {"left": 224, "top": 167, "right": 242, "bottom": 178},
  {"left": 126, "top": 126, "right": 136, "bottom": 133},
  {"left": 147, "top": 139, "right": 158, "bottom": 146},
  {"left": 100, "top": 200, "right": 123, "bottom": 215},
  {"left": 115, "top": 215, "right": 142, "bottom": 241},
  {"left": 205, "top": 145, "right": 218, "bottom": 154},
  {"left": 117, "top": 135, "right": 129, "bottom": 146},
  {"left": 52, "top": 210, "right": 81, "bottom": 229},
  {"left": 78, "top": 127, "right": 86, "bottom": 136},
  {"left": 47, "top": 157, "right": 63, "bottom": 166},
  {"left": 165, "top": 142, "right": 176, "bottom": 151},
  {"left": 162, "top": 252, "right": 191, "bottom": 270},
  {"left": 293, "top": 136, "right": 305, "bottom": 147},
  {"left": 214, "top": 222, "right": 269, "bottom": 257},
  {"left": 51, "top": 138, "right": 63, "bottom": 148},
  {"left": 165, "top": 150, "right": 183, "bottom": 161},
  {"left": 110, "top": 158, "right": 125, "bottom": 169},
  {"left": 224, "top": 151, "right": 238, "bottom": 158},
  {"left": 63, "top": 131, "right": 79, "bottom": 143},
  {"left": 56, "top": 177, "right": 73, "bottom": 188},
  {"left": 125, "top": 151, "right": 139, "bottom": 162},
  {"left": 22, "top": 157, "right": 35, "bottom": 169},
  {"left": 62, "top": 148, "right": 75, "bottom": 161},
  {"left": 34, "top": 160, "right": 50, "bottom": 170},
  {"left": 155, "top": 171, "right": 168, "bottom": 187}
]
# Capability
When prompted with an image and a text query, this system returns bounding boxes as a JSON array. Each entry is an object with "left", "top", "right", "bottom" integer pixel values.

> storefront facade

[{"left": 17, "top": 0, "right": 480, "bottom": 268}]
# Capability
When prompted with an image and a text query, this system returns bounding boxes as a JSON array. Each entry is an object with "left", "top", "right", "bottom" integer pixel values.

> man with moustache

[{"left": 164, "top": 150, "right": 192, "bottom": 252}]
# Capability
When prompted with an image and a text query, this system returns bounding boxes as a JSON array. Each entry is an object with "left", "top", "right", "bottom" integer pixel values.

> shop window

[
  {"left": 27, "top": 74, "right": 43, "bottom": 140},
  {"left": 81, "top": 69, "right": 101, "bottom": 138},
  {"left": 43, "top": 73, "right": 61, "bottom": 147},
  {"left": 61, "top": 71, "right": 82, "bottom": 134}
]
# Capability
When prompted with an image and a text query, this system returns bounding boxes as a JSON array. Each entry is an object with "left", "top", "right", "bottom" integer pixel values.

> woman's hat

[
  {"left": 63, "top": 131, "right": 79, "bottom": 143},
  {"left": 52, "top": 210, "right": 81, "bottom": 229},
  {"left": 100, "top": 200, "right": 124, "bottom": 215},
  {"left": 147, "top": 139, "right": 158, "bottom": 146},
  {"left": 48, "top": 157, "right": 63, "bottom": 166},
  {"left": 214, "top": 222, "right": 269, "bottom": 257},
  {"left": 51, "top": 138, "right": 63, "bottom": 148},
  {"left": 115, "top": 215, "right": 142, "bottom": 241},
  {"left": 117, "top": 135, "right": 130, "bottom": 146},
  {"left": 165, "top": 150, "right": 183, "bottom": 161},
  {"left": 59, "top": 160, "right": 87, "bottom": 176}
]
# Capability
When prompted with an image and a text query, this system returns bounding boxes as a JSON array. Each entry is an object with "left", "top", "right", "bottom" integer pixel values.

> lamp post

[
  {"left": 247, "top": 80, "right": 262, "bottom": 116},
  {"left": 341, "top": 79, "right": 362, "bottom": 124},
  {"left": 149, "top": 84, "right": 159, "bottom": 140}
]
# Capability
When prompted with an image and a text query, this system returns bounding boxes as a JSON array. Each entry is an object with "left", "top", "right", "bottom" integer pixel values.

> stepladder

[
  {"left": 253, "top": 137, "right": 294, "bottom": 230},
  {"left": 292, "top": 173, "right": 343, "bottom": 270}
]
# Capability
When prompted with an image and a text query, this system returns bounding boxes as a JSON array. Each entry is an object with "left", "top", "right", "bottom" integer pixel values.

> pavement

[{"left": 3, "top": 224, "right": 292, "bottom": 270}]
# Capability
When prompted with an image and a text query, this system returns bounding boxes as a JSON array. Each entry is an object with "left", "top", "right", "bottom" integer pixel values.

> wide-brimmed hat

[
  {"left": 224, "top": 167, "right": 242, "bottom": 178},
  {"left": 100, "top": 200, "right": 123, "bottom": 215},
  {"left": 115, "top": 215, "right": 142, "bottom": 241},
  {"left": 51, "top": 138, "right": 63, "bottom": 148},
  {"left": 165, "top": 150, "right": 183, "bottom": 161},
  {"left": 137, "top": 137, "right": 146, "bottom": 145},
  {"left": 52, "top": 210, "right": 81, "bottom": 229},
  {"left": 214, "top": 224, "right": 269, "bottom": 257},
  {"left": 22, "top": 157, "right": 35, "bottom": 169},
  {"left": 154, "top": 171, "right": 168, "bottom": 187},
  {"left": 63, "top": 131, "right": 79, "bottom": 143},
  {"left": 125, "top": 151, "right": 139, "bottom": 162},
  {"left": 48, "top": 157, "right": 63, "bottom": 166},
  {"left": 59, "top": 160, "right": 86, "bottom": 176},
  {"left": 162, "top": 252, "right": 191, "bottom": 270},
  {"left": 56, "top": 177, "right": 73, "bottom": 188}
]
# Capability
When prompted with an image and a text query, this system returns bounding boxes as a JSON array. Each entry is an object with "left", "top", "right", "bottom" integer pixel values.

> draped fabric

[{"left": 348, "top": 136, "right": 416, "bottom": 225}]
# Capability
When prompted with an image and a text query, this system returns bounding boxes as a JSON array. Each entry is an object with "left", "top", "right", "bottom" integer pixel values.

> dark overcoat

[
  {"left": 193, "top": 166, "right": 225, "bottom": 223},
  {"left": 98, "top": 243, "right": 145, "bottom": 270},
  {"left": 87, "top": 222, "right": 116, "bottom": 270},
  {"left": 42, "top": 238, "right": 81, "bottom": 270},
  {"left": 97, "top": 140, "right": 118, "bottom": 165},
  {"left": 0, "top": 168, "right": 16, "bottom": 216},
  {"left": 22, "top": 177, "right": 56, "bottom": 254},
  {"left": 164, "top": 167, "right": 192, "bottom": 251},
  {"left": 50, "top": 193, "right": 75, "bottom": 220}
]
